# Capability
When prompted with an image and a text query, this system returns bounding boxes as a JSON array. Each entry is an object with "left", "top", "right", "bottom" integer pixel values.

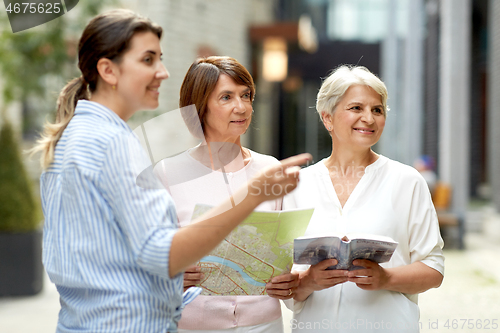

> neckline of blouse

[{"left": 185, "top": 145, "right": 254, "bottom": 175}]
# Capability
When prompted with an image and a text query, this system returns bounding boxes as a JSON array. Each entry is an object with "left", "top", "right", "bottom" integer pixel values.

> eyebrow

[
  {"left": 346, "top": 102, "right": 383, "bottom": 108},
  {"left": 346, "top": 102, "right": 362, "bottom": 108},
  {"left": 219, "top": 87, "right": 251, "bottom": 95},
  {"left": 143, "top": 50, "right": 162, "bottom": 56}
]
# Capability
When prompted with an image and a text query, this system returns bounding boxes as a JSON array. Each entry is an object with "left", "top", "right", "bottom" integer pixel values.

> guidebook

[{"left": 293, "top": 233, "right": 398, "bottom": 270}]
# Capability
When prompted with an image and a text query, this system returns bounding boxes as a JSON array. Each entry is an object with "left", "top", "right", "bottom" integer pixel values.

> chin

[{"left": 143, "top": 102, "right": 159, "bottom": 111}]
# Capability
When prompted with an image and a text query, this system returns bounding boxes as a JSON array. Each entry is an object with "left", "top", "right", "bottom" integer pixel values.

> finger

[
  {"left": 184, "top": 265, "right": 202, "bottom": 273},
  {"left": 184, "top": 279, "right": 203, "bottom": 286},
  {"left": 352, "top": 259, "right": 375, "bottom": 268},
  {"left": 280, "top": 153, "right": 312, "bottom": 169},
  {"left": 348, "top": 276, "right": 372, "bottom": 285},
  {"left": 183, "top": 281, "right": 198, "bottom": 288},
  {"left": 183, "top": 277, "right": 202, "bottom": 284},
  {"left": 355, "top": 283, "right": 374, "bottom": 291},
  {"left": 267, "top": 292, "right": 294, "bottom": 300},
  {"left": 267, "top": 288, "right": 295, "bottom": 299},
  {"left": 317, "top": 276, "right": 348, "bottom": 288},
  {"left": 184, "top": 272, "right": 204, "bottom": 280},
  {"left": 284, "top": 166, "right": 301, "bottom": 176},
  {"left": 266, "top": 280, "right": 298, "bottom": 290},
  {"left": 314, "top": 259, "right": 339, "bottom": 271},
  {"left": 271, "top": 273, "right": 299, "bottom": 284},
  {"left": 347, "top": 269, "right": 371, "bottom": 278},
  {"left": 321, "top": 276, "right": 349, "bottom": 288}
]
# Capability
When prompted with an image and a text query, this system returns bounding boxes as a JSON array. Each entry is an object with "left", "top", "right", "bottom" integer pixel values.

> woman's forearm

[
  {"left": 168, "top": 187, "right": 261, "bottom": 277},
  {"left": 167, "top": 153, "right": 312, "bottom": 277},
  {"left": 383, "top": 262, "right": 443, "bottom": 294}
]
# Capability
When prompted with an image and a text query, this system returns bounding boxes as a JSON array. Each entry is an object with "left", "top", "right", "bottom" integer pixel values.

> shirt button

[{"left": 232, "top": 301, "right": 236, "bottom": 306}]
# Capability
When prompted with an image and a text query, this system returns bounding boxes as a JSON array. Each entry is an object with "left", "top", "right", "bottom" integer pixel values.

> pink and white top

[{"left": 154, "top": 148, "right": 282, "bottom": 330}]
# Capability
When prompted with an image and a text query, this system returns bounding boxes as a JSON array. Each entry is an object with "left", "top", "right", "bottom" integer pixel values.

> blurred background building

[{"left": 1, "top": 0, "right": 500, "bottom": 245}]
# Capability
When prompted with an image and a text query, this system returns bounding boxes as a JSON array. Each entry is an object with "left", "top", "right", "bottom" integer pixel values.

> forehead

[
  {"left": 126, "top": 31, "right": 161, "bottom": 54},
  {"left": 213, "top": 74, "right": 249, "bottom": 92},
  {"left": 342, "top": 85, "right": 382, "bottom": 104}
]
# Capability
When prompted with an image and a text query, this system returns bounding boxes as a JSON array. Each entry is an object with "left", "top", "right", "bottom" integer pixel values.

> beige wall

[{"left": 126, "top": 0, "right": 276, "bottom": 152}]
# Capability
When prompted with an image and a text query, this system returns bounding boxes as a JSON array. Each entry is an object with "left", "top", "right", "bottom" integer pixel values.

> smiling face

[
  {"left": 325, "top": 84, "right": 386, "bottom": 150},
  {"left": 114, "top": 31, "right": 169, "bottom": 117},
  {"left": 203, "top": 74, "right": 253, "bottom": 143}
]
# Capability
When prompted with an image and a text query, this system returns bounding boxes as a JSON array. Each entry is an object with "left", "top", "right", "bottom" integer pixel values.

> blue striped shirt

[{"left": 41, "top": 100, "right": 198, "bottom": 332}]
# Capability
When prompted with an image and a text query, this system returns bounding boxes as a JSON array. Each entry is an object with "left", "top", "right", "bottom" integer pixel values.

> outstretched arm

[{"left": 168, "top": 153, "right": 311, "bottom": 277}]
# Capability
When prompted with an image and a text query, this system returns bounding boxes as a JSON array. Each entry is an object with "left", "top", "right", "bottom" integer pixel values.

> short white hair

[{"left": 316, "top": 65, "right": 388, "bottom": 118}]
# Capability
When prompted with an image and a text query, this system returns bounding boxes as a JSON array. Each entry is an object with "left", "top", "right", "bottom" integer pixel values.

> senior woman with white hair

[{"left": 266, "top": 65, "right": 444, "bottom": 332}]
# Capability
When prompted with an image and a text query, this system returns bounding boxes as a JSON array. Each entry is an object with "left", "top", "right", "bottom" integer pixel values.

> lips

[
  {"left": 230, "top": 118, "right": 247, "bottom": 124},
  {"left": 353, "top": 127, "right": 375, "bottom": 134},
  {"left": 147, "top": 85, "right": 160, "bottom": 94}
]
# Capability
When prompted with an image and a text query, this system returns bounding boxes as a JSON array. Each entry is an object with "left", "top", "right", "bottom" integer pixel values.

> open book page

[
  {"left": 192, "top": 204, "right": 314, "bottom": 296},
  {"left": 293, "top": 235, "right": 342, "bottom": 266},
  {"left": 344, "top": 237, "right": 398, "bottom": 270},
  {"left": 294, "top": 233, "right": 398, "bottom": 271}
]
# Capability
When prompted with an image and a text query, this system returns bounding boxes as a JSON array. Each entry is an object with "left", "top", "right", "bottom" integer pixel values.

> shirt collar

[
  {"left": 318, "top": 153, "right": 388, "bottom": 175},
  {"left": 75, "top": 100, "right": 131, "bottom": 132}
]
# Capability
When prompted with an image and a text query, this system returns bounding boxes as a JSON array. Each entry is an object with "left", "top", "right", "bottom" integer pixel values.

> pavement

[{"left": 1, "top": 226, "right": 499, "bottom": 333}]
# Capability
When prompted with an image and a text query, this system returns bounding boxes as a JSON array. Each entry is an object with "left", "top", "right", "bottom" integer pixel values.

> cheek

[
  {"left": 377, "top": 117, "right": 386, "bottom": 129},
  {"left": 205, "top": 111, "right": 223, "bottom": 128}
]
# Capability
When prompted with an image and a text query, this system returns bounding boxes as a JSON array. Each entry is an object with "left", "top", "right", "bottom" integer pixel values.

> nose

[
  {"left": 156, "top": 62, "right": 169, "bottom": 80},
  {"left": 233, "top": 97, "right": 247, "bottom": 114},
  {"left": 361, "top": 108, "right": 374, "bottom": 124}
]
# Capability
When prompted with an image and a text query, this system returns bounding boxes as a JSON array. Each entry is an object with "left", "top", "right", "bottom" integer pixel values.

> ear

[
  {"left": 321, "top": 111, "right": 333, "bottom": 131},
  {"left": 96, "top": 58, "right": 119, "bottom": 87}
]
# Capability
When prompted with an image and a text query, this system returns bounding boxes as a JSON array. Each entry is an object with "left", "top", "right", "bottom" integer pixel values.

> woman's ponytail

[{"left": 31, "top": 76, "right": 89, "bottom": 169}]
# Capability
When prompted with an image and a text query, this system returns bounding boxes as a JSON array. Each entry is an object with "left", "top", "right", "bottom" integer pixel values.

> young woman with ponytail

[{"left": 33, "top": 9, "right": 310, "bottom": 333}]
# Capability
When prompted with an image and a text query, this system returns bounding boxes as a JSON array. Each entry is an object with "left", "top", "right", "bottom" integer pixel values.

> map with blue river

[{"left": 192, "top": 204, "right": 314, "bottom": 296}]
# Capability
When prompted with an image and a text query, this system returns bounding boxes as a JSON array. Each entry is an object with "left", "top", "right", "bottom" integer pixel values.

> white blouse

[{"left": 284, "top": 155, "right": 444, "bottom": 333}]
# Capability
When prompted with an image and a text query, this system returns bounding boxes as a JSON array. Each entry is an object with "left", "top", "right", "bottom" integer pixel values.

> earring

[
  {"left": 328, "top": 127, "right": 332, "bottom": 130},
  {"left": 112, "top": 85, "right": 116, "bottom": 90}
]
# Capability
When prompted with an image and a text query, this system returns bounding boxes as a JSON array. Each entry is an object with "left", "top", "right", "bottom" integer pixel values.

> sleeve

[
  {"left": 407, "top": 171, "right": 445, "bottom": 275},
  {"left": 100, "top": 132, "right": 179, "bottom": 279}
]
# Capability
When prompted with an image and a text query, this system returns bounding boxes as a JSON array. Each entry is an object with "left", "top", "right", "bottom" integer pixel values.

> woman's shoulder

[
  {"left": 381, "top": 156, "right": 429, "bottom": 186},
  {"left": 61, "top": 116, "right": 128, "bottom": 169},
  {"left": 383, "top": 157, "right": 422, "bottom": 176},
  {"left": 299, "top": 159, "right": 327, "bottom": 176},
  {"left": 247, "top": 149, "right": 280, "bottom": 166}
]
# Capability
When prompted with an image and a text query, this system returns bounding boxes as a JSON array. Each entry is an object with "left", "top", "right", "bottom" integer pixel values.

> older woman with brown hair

[{"left": 154, "top": 56, "right": 287, "bottom": 332}]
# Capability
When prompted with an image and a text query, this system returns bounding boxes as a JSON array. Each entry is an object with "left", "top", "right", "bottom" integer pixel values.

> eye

[
  {"left": 349, "top": 106, "right": 361, "bottom": 111},
  {"left": 373, "top": 107, "right": 384, "bottom": 114},
  {"left": 143, "top": 56, "right": 152, "bottom": 64},
  {"left": 242, "top": 92, "right": 251, "bottom": 100},
  {"left": 221, "top": 95, "right": 230, "bottom": 101}
]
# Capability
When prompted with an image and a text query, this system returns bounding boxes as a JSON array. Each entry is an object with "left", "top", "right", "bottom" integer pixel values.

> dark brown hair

[
  {"left": 179, "top": 56, "right": 255, "bottom": 134},
  {"left": 33, "top": 9, "right": 162, "bottom": 168}
]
